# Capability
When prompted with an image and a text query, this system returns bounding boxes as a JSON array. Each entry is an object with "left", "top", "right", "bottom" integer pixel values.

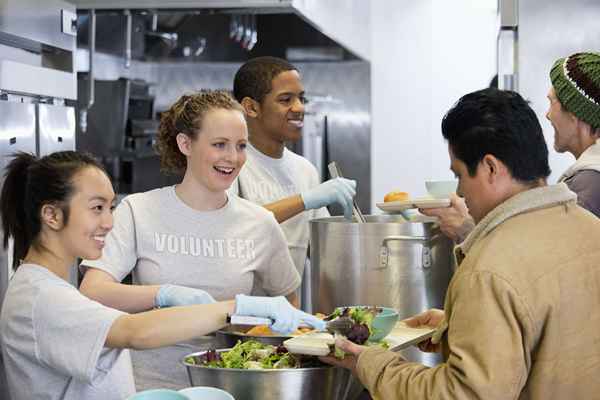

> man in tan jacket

[{"left": 322, "top": 88, "right": 600, "bottom": 399}]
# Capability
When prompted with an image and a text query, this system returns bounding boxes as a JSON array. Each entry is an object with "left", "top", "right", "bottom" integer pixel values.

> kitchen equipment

[
  {"left": 328, "top": 161, "right": 366, "bottom": 223},
  {"left": 183, "top": 349, "right": 354, "bottom": 400},
  {"left": 310, "top": 214, "right": 454, "bottom": 366},
  {"left": 77, "top": 77, "right": 170, "bottom": 194},
  {"left": 227, "top": 314, "right": 354, "bottom": 336}
]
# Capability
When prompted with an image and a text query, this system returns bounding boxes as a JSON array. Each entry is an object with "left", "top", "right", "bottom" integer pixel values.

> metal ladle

[{"left": 328, "top": 161, "right": 367, "bottom": 223}]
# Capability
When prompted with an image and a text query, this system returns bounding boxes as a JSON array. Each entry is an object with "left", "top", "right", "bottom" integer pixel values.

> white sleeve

[
  {"left": 257, "top": 218, "right": 301, "bottom": 296},
  {"left": 33, "top": 285, "right": 126, "bottom": 384},
  {"left": 81, "top": 199, "right": 139, "bottom": 282}
]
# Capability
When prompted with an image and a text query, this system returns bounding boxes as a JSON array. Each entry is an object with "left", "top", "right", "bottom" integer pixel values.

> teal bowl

[
  {"left": 126, "top": 389, "right": 188, "bottom": 400},
  {"left": 335, "top": 306, "right": 399, "bottom": 342},
  {"left": 179, "top": 386, "right": 235, "bottom": 400},
  {"left": 370, "top": 307, "right": 400, "bottom": 342}
]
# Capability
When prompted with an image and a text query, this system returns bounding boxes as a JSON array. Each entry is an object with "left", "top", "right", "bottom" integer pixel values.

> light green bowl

[
  {"left": 179, "top": 386, "right": 235, "bottom": 400},
  {"left": 370, "top": 307, "right": 400, "bottom": 342},
  {"left": 335, "top": 306, "right": 399, "bottom": 342}
]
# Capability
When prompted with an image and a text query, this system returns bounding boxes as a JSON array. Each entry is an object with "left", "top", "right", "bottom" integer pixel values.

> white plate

[
  {"left": 385, "top": 321, "right": 436, "bottom": 351},
  {"left": 376, "top": 197, "right": 451, "bottom": 213}
]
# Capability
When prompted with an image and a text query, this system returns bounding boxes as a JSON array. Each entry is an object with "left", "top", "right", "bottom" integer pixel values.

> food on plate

[
  {"left": 384, "top": 191, "right": 409, "bottom": 202},
  {"left": 322, "top": 306, "right": 384, "bottom": 359},
  {"left": 326, "top": 306, "right": 382, "bottom": 345},
  {"left": 184, "top": 340, "right": 324, "bottom": 370},
  {"left": 245, "top": 325, "right": 276, "bottom": 336},
  {"left": 244, "top": 324, "right": 315, "bottom": 337},
  {"left": 240, "top": 313, "right": 327, "bottom": 337}
]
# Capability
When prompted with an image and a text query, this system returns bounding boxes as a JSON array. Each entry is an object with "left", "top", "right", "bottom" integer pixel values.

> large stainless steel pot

[
  {"left": 183, "top": 349, "right": 356, "bottom": 400},
  {"left": 310, "top": 215, "right": 455, "bottom": 366}
]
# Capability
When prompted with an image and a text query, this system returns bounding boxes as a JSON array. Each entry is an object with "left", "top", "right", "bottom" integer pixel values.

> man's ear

[
  {"left": 176, "top": 132, "right": 192, "bottom": 156},
  {"left": 482, "top": 154, "right": 504, "bottom": 183},
  {"left": 40, "top": 203, "right": 64, "bottom": 231},
  {"left": 241, "top": 97, "right": 260, "bottom": 118}
]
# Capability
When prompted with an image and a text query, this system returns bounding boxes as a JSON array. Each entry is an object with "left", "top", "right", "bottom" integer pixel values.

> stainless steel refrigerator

[{"left": 0, "top": 0, "right": 77, "bottom": 398}]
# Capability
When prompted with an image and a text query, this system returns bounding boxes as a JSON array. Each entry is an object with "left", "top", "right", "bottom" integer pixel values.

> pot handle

[{"left": 379, "top": 235, "right": 431, "bottom": 269}]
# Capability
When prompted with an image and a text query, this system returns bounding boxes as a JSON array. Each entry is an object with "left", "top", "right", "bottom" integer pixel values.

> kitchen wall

[{"left": 370, "top": 0, "right": 497, "bottom": 206}]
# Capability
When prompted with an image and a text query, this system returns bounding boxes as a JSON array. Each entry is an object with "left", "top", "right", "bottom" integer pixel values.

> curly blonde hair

[{"left": 155, "top": 90, "right": 244, "bottom": 173}]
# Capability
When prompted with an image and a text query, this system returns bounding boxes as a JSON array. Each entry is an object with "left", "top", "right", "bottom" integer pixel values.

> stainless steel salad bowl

[
  {"left": 182, "top": 349, "right": 360, "bottom": 400},
  {"left": 215, "top": 325, "right": 291, "bottom": 348}
]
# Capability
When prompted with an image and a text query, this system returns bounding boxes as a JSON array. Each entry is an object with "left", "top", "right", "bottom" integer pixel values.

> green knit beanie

[{"left": 550, "top": 52, "right": 600, "bottom": 130}]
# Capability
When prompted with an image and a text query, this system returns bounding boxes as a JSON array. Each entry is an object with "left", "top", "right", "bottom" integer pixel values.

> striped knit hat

[{"left": 550, "top": 52, "right": 600, "bottom": 130}]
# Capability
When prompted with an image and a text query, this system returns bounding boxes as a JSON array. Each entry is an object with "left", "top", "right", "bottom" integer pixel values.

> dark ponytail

[{"left": 0, "top": 151, "right": 106, "bottom": 270}]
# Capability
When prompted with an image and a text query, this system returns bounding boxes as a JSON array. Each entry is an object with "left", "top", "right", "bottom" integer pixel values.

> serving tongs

[
  {"left": 328, "top": 161, "right": 367, "bottom": 223},
  {"left": 227, "top": 314, "right": 355, "bottom": 336}
]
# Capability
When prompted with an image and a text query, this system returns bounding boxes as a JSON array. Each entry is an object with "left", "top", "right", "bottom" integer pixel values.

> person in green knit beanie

[
  {"left": 547, "top": 51, "right": 600, "bottom": 217},
  {"left": 421, "top": 51, "right": 600, "bottom": 243}
]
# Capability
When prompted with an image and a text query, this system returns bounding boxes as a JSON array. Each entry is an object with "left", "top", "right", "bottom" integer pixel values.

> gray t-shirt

[
  {"left": 83, "top": 186, "right": 301, "bottom": 390},
  {"left": 230, "top": 144, "right": 329, "bottom": 277},
  {"left": 0, "top": 264, "right": 134, "bottom": 400}
]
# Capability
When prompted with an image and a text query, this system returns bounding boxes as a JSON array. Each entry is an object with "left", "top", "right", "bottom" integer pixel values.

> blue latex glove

[
  {"left": 155, "top": 284, "right": 216, "bottom": 307},
  {"left": 235, "top": 294, "right": 326, "bottom": 335},
  {"left": 301, "top": 178, "right": 357, "bottom": 220}
]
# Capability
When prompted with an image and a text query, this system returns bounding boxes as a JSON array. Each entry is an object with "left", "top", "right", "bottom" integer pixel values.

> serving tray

[
  {"left": 376, "top": 198, "right": 451, "bottom": 213},
  {"left": 283, "top": 322, "right": 436, "bottom": 356}
]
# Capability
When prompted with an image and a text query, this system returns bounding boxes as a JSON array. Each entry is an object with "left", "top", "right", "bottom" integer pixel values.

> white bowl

[
  {"left": 425, "top": 180, "right": 458, "bottom": 199},
  {"left": 127, "top": 389, "right": 188, "bottom": 400},
  {"left": 179, "top": 386, "right": 235, "bottom": 400}
]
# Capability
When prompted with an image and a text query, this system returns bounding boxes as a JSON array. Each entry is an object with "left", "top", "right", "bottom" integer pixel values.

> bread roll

[{"left": 384, "top": 191, "right": 409, "bottom": 202}]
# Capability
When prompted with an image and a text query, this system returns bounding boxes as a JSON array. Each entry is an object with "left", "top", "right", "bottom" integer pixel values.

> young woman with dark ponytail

[{"left": 0, "top": 150, "right": 319, "bottom": 400}]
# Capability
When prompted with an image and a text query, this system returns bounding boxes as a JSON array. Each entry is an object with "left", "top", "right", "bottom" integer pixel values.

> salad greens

[
  {"left": 326, "top": 306, "right": 385, "bottom": 359},
  {"left": 185, "top": 340, "right": 300, "bottom": 370},
  {"left": 327, "top": 306, "right": 381, "bottom": 345}
]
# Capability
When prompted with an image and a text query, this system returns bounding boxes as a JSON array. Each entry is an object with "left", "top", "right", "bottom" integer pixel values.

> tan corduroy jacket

[{"left": 356, "top": 184, "right": 600, "bottom": 400}]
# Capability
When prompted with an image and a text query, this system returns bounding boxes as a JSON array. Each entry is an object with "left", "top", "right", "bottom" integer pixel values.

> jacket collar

[
  {"left": 454, "top": 183, "right": 577, "bottom": 265},
  {"left": 559, "top": 139, "right": 600, "bottom": 182}
]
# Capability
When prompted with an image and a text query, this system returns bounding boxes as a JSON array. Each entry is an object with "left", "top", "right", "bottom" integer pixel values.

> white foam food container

[{"left": 283, "top": 332, "right": 335, "bottom": 356}]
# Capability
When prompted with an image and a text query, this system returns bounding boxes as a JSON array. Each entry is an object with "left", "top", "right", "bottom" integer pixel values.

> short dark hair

[
  {"left": 233, "top": 56, "right": 297, "bottom": 104},
  {"left": 0, "top": 151, "right": 106, "bottom": 270},
  {"left": 442, "top": 88, "right": 551, "bottom": 182}
]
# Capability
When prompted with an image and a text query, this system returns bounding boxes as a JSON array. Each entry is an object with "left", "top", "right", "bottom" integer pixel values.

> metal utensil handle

[
  {"left": 327, "top": 161, "right": 366, "bottom": 223},
  {"left": 379, "top": 235, "right": 431, "bottom": 269}
]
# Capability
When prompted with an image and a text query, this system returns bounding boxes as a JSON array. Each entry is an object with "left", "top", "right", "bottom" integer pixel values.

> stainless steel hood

[
  {"left": 66, "top": 0, "right": 293, "bottom": 9},
  {"left": 67, "top": 0, "right": 364, "bottom": 62}
]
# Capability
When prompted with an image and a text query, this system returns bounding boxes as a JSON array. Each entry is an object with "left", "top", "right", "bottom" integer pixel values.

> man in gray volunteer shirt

[{"left": 231, "top": 56, "right": 357, "bottom": 289}]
